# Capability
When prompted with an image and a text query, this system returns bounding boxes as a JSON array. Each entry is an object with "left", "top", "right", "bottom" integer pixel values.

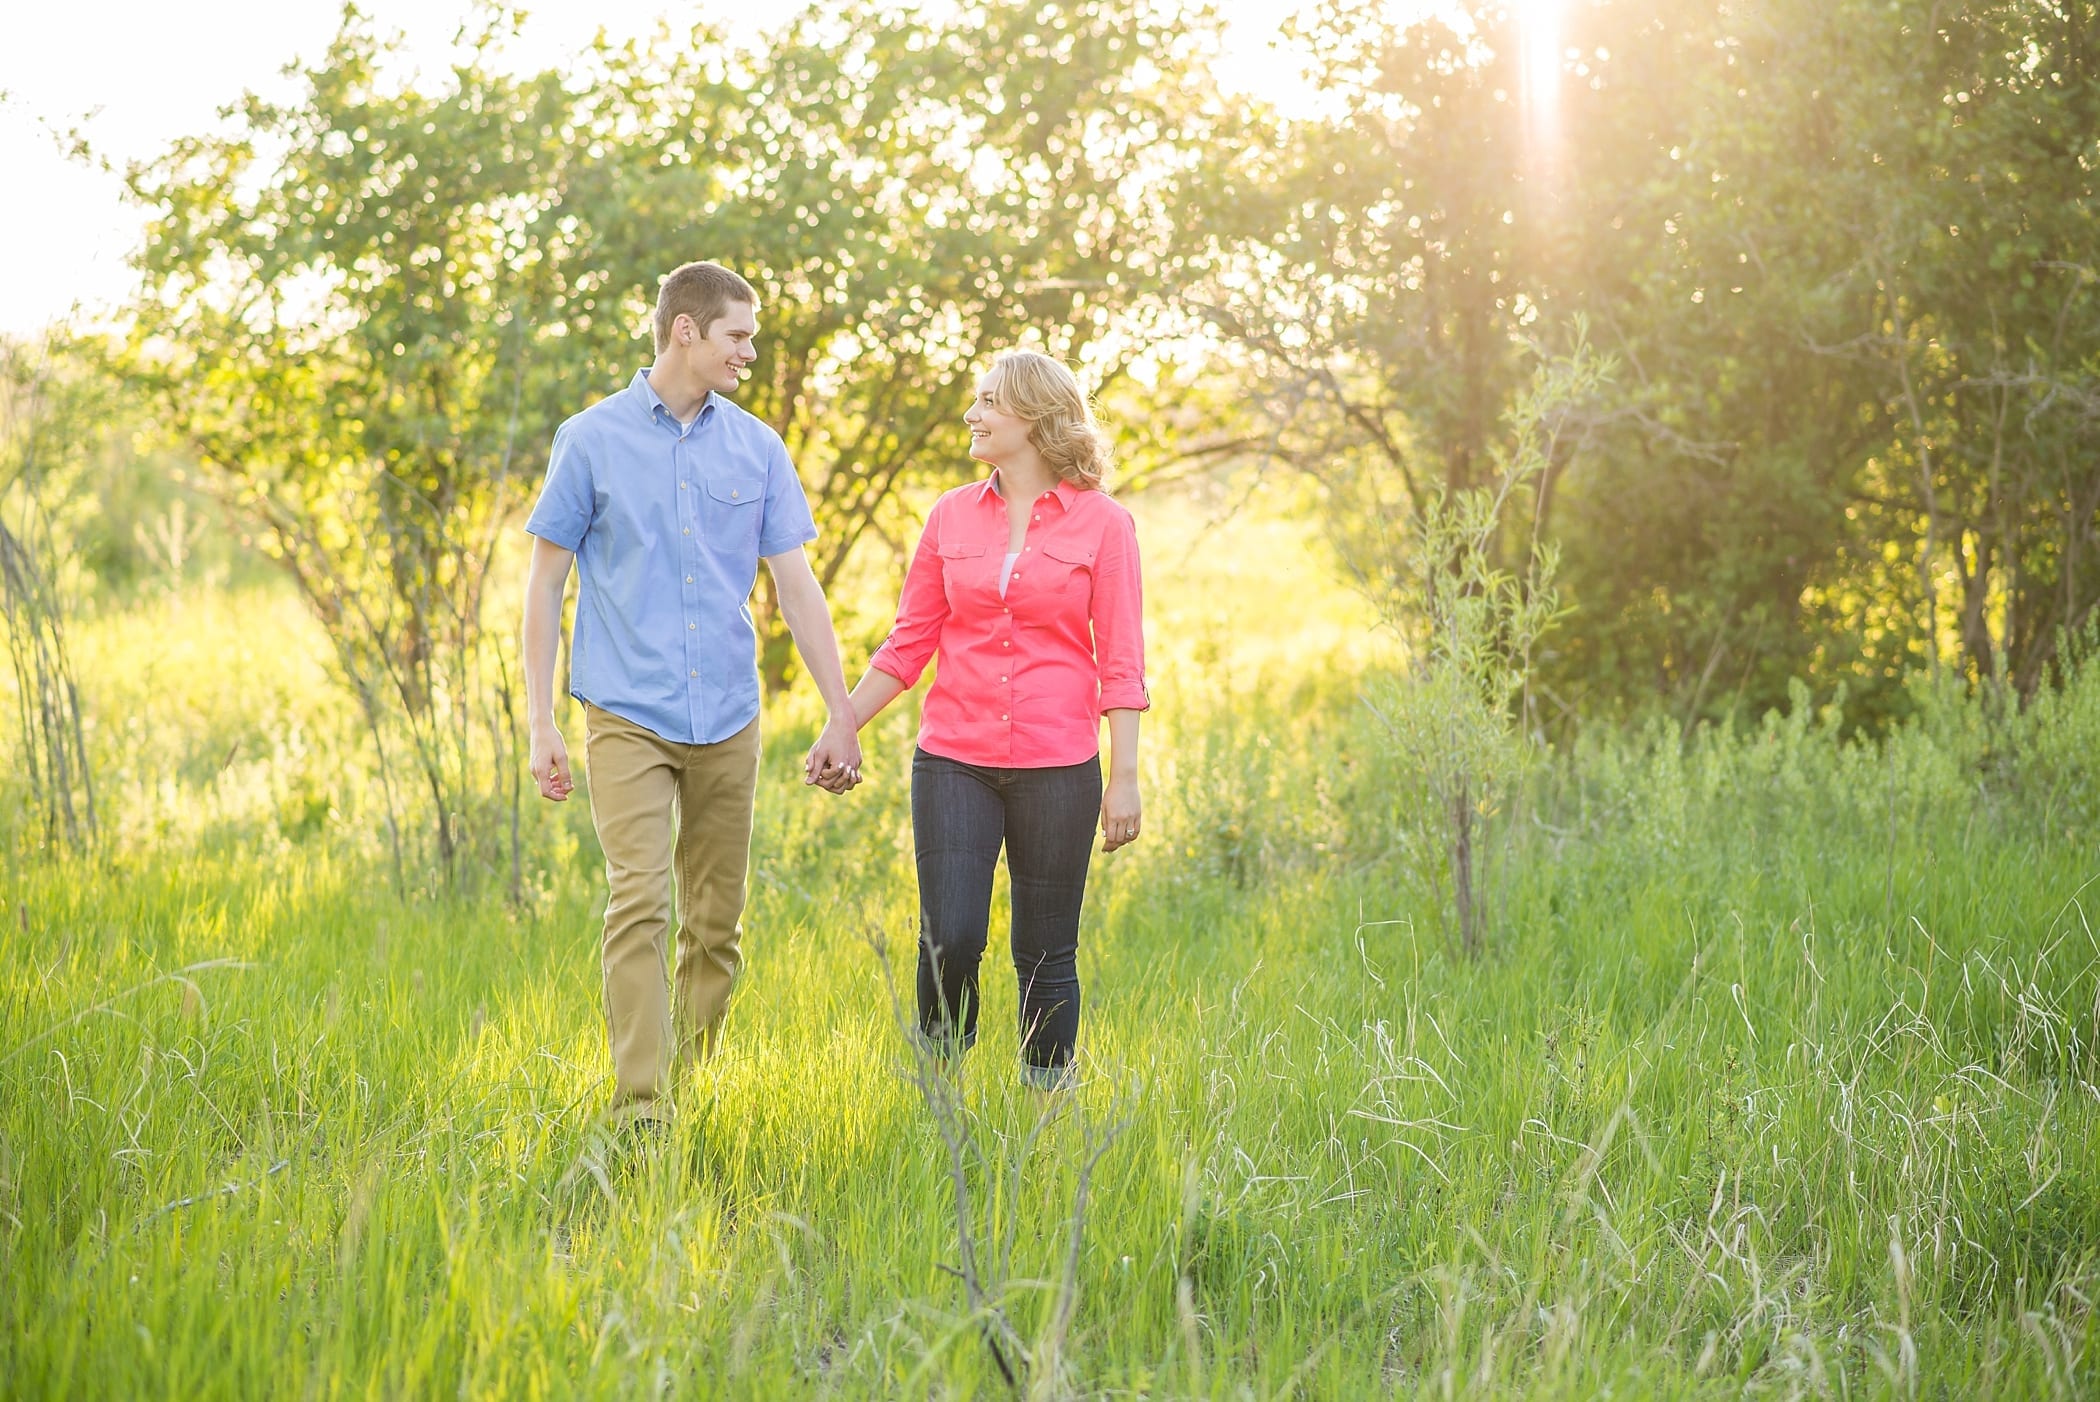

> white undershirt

[{"left": 999, "top": 551, "right": 1021, "bottom": 599}]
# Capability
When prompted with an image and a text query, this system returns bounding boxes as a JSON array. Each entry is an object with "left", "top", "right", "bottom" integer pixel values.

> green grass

[{"left": 3, "top": 500, "right": 2097, "bottom": 1397}]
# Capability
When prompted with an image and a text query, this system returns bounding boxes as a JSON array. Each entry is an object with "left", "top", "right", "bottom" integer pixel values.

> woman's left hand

[{"left": 1100, "top": 775, "right": 1142, "bottom": 852}]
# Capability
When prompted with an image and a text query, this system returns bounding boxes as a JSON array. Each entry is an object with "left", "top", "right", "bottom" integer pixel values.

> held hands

[
  {"left": 1100, "top": 774, "right": 1142, "bottom": 852},
  {"left": 530, "top": 723, "right": 574, "bottom": 802},
  {"left": 804, "top": 712, "right": 864, "bottom": 795}
]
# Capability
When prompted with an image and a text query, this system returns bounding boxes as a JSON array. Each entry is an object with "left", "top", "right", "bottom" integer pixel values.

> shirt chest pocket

[
  {"left": 1040, "top": 540, "right": 1096, "bottom": 595},
  {"left": 938, "top": 542, "right": 986, "bottom": 602},
  {"left": 703, "top": 476, "right": 763, "bottom": 553}
]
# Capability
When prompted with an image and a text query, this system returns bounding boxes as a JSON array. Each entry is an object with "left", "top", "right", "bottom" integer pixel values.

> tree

[
  {"left": 1190, "top": 0, "right": 1555, "bottom": 518},
  {"left": 1800, "top": 0, "right": 2100, "bottom": 700},
  {"left": 1359, "top": 335, "right": 1604, "bottom": 954},
  {"left": 129, "top": 15, "right": 582, "bottom": 888},
  {"left": 128, "top": 0, "right": 1231, "bottom": 880},
  {"left": 1532, "top": 0, "right": 1897, "bottom": 726},
  {"left": 1214, "top": 0, "right": 2100, "bottom": 729},
  {"left": 562, "top": 0, "right": 1232, "bottom": 685}
]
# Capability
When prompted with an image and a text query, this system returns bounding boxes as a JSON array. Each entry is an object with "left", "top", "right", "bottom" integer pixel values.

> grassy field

[{"left": 3, "top": 496, "right": 2098, "bottom": 1398}]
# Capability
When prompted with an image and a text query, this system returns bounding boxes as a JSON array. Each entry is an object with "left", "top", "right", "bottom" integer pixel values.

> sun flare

[{"left": 1512, "top": 0, "right": 1564, "bottom": 146}]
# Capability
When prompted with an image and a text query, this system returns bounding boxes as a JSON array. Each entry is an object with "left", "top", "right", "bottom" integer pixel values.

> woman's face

[{"left": 963, "top": 371, "right": 1030, "bottom": 466}]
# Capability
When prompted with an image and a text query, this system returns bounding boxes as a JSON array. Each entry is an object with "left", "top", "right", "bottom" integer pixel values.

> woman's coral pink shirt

[{"left": 870, "top": 474, "right": 1149, "bottom": 768}]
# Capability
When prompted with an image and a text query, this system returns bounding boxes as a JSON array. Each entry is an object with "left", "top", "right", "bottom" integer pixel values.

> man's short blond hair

[{"left": 653, "top": 261, "right": 757, "bottom": 353}]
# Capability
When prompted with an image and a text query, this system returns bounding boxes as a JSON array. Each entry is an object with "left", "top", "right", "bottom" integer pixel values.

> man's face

[{"left": 678, "top": 300, "right": 758, "bottom": 394}]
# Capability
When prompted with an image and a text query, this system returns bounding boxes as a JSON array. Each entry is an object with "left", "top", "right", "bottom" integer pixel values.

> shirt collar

[
  {"left": 979, "top": 470, "right": 1084, "bottom": 510},
  {"left": 632, "top": 368, "right": 716, "bottom": 428}
]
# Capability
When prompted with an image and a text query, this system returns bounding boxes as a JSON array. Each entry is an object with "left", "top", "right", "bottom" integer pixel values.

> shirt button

[
  {"left": 689, "top": 669, "right": 698, "bottom": 677},
  {"left": 685, "top": 576, "right": 693, "bottom": 583},
  {"left": 730, "top": 489, "right": 740, "bottom": 499},
  {"left": 1001, "top": 714, "right": 1008, "bottom": 721},
  {"left": 680, "top": 482, "right": 687, "bottom": 489},
  {"left": 689, "top": 623, "right": 696, "bottom": 630},
  {"left": 1032, "top": 514, "right": 1040, "bottom": 522},
  {"left": 683, "top": 527, "right": 691, "bottom": 535}
]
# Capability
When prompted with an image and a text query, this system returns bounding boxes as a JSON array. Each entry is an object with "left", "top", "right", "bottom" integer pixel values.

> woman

[{"left": 842, "top": 350, "right": 1148, "bottom": 1091}]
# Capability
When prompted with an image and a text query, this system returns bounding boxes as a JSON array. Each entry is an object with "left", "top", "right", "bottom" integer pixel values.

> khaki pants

[{"left": 584, "top": 703, "right": 761, "bottom": 1120}]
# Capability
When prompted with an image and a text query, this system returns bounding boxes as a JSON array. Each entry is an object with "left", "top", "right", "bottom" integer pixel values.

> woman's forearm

[
  {"left": 1103, "top": 708, "right": 1141, "bottom": 779},
  {"left": 847, "top": 668, "right": 909, "bottom": 731}
]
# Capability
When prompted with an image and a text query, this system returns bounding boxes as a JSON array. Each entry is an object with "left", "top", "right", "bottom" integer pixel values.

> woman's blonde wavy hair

[{"left": 988, "top": 350, "right": 1112, "bottom": 491}]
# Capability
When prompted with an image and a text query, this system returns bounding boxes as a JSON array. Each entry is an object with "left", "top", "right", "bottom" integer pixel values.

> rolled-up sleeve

[
  {"left": 1091, "top": 507, "right": 1149, "bottom": 712},
  {"left": 524, "top": 423, "right": 593, "bottom": 551},
  {"left": 869, "top": 509, "right": 950, "bottom": 689}
]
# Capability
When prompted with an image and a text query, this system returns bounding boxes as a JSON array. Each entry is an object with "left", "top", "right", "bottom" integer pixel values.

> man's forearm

[
  {"left": 779, "top": 589, "right": 854, "bottom": 719},
  {"left": 522, "top": 541, "right": 575, "bottom": 728},
  {"left": 522, "top": 593, "right": 562, "bottom": 727}
]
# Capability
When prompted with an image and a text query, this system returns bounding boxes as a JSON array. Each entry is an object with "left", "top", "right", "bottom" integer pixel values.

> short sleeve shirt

[{"left": 525, "top": 370, "right": 817, "bottom": 744}]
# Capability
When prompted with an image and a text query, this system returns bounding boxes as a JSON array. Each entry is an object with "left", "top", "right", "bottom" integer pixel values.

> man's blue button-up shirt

[{"left": 525, "top": 369, "right": 818, "bottom": 745}]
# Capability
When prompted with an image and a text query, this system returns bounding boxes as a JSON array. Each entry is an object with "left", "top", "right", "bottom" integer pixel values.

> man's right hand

[
  {"left": 530, "top": 723, "right": 574, "bottom": 802},
  {"left": 804, "top": 713, "right": 864, "bottom": 795}
]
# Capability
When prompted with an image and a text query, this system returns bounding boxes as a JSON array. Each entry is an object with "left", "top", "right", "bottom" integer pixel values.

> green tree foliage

[
  {"left": 126, "top": 1, "right": 1226, "bottom": 880},
  {"left": 566, "top": 1, "right": 1228, "bottom": 684},
  {"left": 1789, "top": 0, "right": 2100, "bottom": 702},
  {"left": 1190, "top": 0, "right": 1548, "bottom": 518},
  {"left": 1210, "top": 0, "right": 2099, "bottom": 730},
  {"left": 113, "top": 0, "right": 2100, "bottom": 813},
  {"left": 1551, "top": 0, "right": 2100, "bottom": 723},
  {"left": 128, "top": 17, "right": 579, "bottom": 886}
]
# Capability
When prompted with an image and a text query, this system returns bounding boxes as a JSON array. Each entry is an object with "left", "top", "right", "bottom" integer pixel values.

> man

[{"left": 521, "top": 260, "right": 861, "bottom": 1127}]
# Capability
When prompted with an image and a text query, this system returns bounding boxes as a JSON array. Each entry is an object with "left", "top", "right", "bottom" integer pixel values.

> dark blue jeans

[{"left": 912, "top": 747, "right": 1101, "bottom": 1088}]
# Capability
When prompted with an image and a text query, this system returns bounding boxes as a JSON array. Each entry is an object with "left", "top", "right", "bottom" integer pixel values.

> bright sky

[{"left": 0, "top": 0, "right": 1319, "bottom": 336}]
